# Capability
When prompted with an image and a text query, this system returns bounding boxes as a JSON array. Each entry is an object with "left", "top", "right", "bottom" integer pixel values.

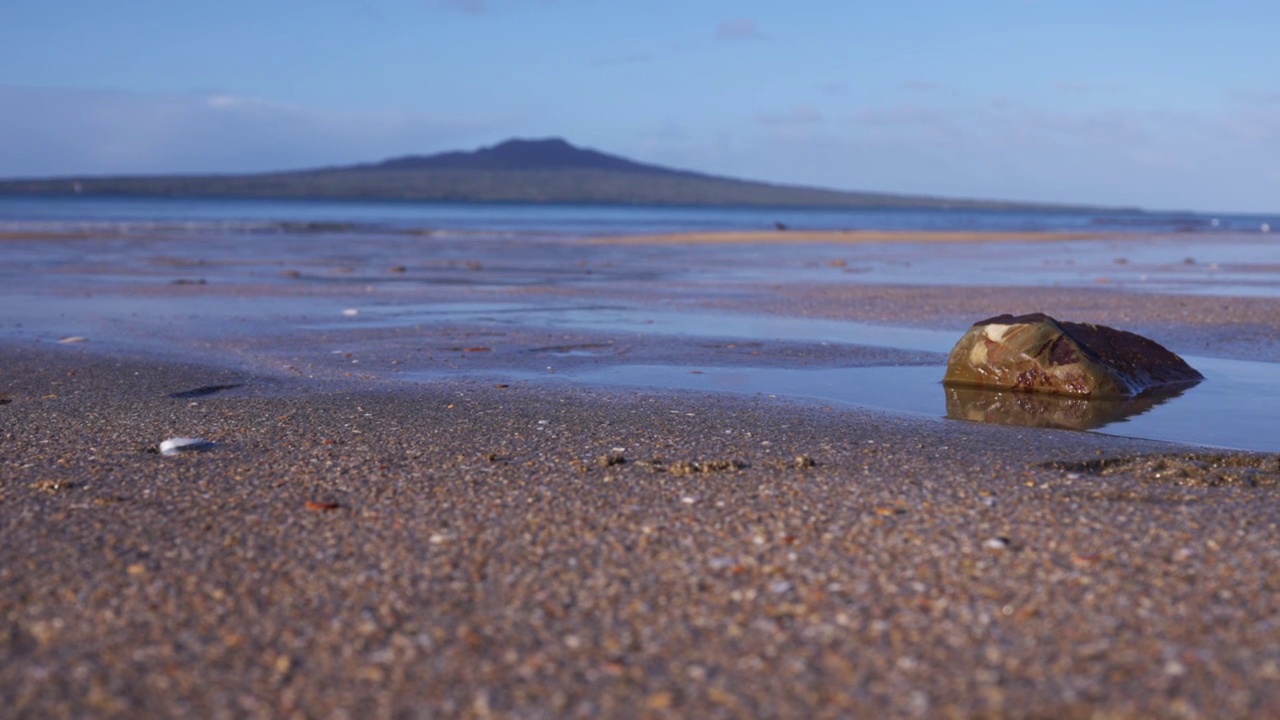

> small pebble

[
  {"left": 30, "top": 479, "right": 76, "bottom": 493},
  {"left": 159, "top": 437, "right": 216, "bottom": 456},
  {"left": 708, "top": 556, "right": 735, "bottom": 570},
  {"left": 983, "top": 536, "right": 1011, "bottom": 550},
  {"left": 597, "top": 452, "right": 626, "bottom": 468}
]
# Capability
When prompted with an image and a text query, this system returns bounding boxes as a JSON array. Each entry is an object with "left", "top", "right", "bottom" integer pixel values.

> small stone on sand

[
  {"left": 984, "top": 536, "right": 1011, "bottom": 550},
  {"left": 159, "top": 437, "right": 216, "bottom": 456}
]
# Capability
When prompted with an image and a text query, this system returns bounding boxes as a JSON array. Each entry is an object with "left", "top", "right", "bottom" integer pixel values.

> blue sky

[{"left": 2, "top": 0, "right": 1278, "bottom": 212}]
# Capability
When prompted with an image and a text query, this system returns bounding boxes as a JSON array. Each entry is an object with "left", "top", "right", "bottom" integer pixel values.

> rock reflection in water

[{"left": 944, "top": 383, "right": 1196, "bottom": 431}]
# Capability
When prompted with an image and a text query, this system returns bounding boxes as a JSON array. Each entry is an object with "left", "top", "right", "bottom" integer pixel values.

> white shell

[
  {"left": 983, "top": 537, "right": 1011, "bottom": 550},
  {"left": 159, "top": 437, "right": 216, "bottom": 456}
]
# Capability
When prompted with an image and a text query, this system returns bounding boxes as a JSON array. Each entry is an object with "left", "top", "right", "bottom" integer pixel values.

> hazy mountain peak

[{"left": 369, "top": 137, "right": 683, "bottom": 174}]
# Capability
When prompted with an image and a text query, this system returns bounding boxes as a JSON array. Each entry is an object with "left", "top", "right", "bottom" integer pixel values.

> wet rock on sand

[{"left": 944, "top": 313, "right": 1202, "bottom": 398}]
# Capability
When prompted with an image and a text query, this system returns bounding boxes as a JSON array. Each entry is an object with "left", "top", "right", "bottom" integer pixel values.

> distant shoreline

[
  {"left": 0, "top": 133, "right": 1135, "bottom": 214},
  {"left": 592, "top": 229, "right": 1119, "bottom": 244},
  {"left": 4, "top": 193, "right": 1265, "bottom": 239},
  {"left": 0, "top": 187, "right": 1128, "bottom": 214},
  {"left": 0, "top": 226, "right": 1161, "bottom": 246}
]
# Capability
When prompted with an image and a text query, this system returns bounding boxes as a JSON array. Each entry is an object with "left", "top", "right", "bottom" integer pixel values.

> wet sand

[{"left": 3, "top": 228, "right": 1280, "bottom": 718}]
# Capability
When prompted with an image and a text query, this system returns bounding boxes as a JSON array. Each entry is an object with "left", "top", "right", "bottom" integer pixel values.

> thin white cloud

[
  {"left": 716, "top": 18, "right": 760, "bottom": 41},
  {"left": 853, "top": 103, "right": 945, "bottom": 127},
  {"left": 1229, "top": 89, "right": 1280, "bottom": 105},
  {"left": 434, "top": 0, "right": 551, "bottom": 16},
  {"left": 757, "top": 105, "right": 824, "bottom": 126},
  {"left": 980, "top": 100, "right": 1158, "bottom": 147},
  {"left": 1053, "top": 80, "right": 1126, "bottom": 95},
  {"left": 592, "top": 53, "right": 652, "bottom": 67},
  {"left": 0, "top": 85, "right": 513, "bottom": 177},
  {"left": 898, "top": 80, "right": 950, "bottom": 93},
  {"left": 1215, "top": 107, "right": 1280, "bottom": 143},
  {"left": 204, "top": 94, "right": 298, "bottom": 112}
]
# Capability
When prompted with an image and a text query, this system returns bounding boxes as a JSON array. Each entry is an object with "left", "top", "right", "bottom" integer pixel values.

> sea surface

[{"left": 1, "top": 194, "right": 1276, "bottom": 236}]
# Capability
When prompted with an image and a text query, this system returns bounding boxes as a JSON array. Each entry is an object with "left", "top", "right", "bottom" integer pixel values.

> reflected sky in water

[{"left": 515, "top": 360, "right": 1277, "bottom": 452}]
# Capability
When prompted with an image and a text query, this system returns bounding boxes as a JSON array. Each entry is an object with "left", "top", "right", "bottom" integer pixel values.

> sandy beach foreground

[{"left": 3, "top": 227, "right": 1280, "bottom": 718}]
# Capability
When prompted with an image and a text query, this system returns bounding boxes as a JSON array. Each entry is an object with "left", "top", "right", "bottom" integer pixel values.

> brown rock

[{"left": 943, "top": 313, "right": 1202, "bottom": 398}]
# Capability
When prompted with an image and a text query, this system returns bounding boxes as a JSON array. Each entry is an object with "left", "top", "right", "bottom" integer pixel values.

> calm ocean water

[{"left": 0, "top": 194, "right": 1274, "bottom": 236}]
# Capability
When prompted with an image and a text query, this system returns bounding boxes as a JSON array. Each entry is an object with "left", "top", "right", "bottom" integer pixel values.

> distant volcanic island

[{"left": 0, "top": 137, "right": 1093, "bottom": 210}]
